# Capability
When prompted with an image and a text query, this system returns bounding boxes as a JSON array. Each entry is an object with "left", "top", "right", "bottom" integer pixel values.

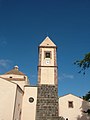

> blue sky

[{"left": 0, "top": 0, "right": 90, "bottom": 97}]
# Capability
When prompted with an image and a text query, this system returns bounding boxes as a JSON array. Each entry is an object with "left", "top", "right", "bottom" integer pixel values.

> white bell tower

[{"left": 38, "top": 37, "right": 58, "bottom": 85}]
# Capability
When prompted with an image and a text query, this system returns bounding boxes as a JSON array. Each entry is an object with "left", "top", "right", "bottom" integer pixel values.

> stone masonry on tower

[
  {"left": 36, "top": 37, "right": 61, "bottom": 120},
  {"left": 0, "top": 37, "right": 89, "bottom": 120}
]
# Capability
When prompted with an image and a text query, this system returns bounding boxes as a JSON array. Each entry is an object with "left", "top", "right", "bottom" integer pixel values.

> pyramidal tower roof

[{"left": 39, "top": 36, "right": 56, "bottom": 47}]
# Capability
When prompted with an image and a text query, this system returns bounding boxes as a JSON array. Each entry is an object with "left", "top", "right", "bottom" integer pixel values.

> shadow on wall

[{"left": 77, "top": 100, "right": 90, "bottom": 120}]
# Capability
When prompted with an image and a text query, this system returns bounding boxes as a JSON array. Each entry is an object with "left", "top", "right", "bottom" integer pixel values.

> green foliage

[
  {"left": 75, "top": 53, "right": 90, "bottom": 115},
  {"left": 83, "top": 91, "right": 90, "bottom": 102},
  {"left": 74, "top": 52, "right": 90, "bottom": 74}
]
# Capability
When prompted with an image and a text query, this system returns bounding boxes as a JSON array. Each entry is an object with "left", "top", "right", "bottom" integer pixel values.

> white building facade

[
  {"left": 0, "top": 37, "right": 90, "bottom": 120},
  {"left": 59, "top": 94, "right": 90, "bottom": 120}
]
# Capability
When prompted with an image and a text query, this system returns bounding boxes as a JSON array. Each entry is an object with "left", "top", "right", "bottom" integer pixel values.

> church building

[{"left": 0, "top": 37, "right": 90, "bottom": 120}]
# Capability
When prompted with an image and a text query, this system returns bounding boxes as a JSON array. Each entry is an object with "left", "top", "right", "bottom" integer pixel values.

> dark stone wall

[{"left": 36, "top": 85, "right": 61, "bottom": 120}]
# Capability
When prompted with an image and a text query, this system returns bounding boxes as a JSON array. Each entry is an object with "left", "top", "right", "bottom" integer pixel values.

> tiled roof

[{"left": 4, "top": 66, "right": 25, "bottom": 76}]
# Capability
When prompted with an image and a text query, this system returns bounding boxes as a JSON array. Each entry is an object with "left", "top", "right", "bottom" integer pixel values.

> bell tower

[
  {"left": 36, "top": 37, "right": 60, "bottom": 120},
  {"left": 38, "top": 36, "right": 58, "bottom": 85}
]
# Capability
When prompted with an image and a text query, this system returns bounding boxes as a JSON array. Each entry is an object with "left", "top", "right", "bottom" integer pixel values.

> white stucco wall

[
  {"left": 59, "top": 94, "right": 90, "bottom": 120},
  {"left": 13, "top": 87, "right": 23, "bottom": 120},
  {"left": 0, "top": 78, "right": 17, "bottom": 120},
  {"left": 41, "top": 67, "right": 54, "bottom": 85},
  {"left": 0, "top": 74, "right": 25, "bottom": 79},
  {"left": 21, "top": 86, "right": 37, "bottom": 120},
  {"left": 0, "top": 74, "right": 30, "bottom": 90},
  {"left": 12, "top": 80, "right": 26, "bottom": 90},
  {"left": 39, "top": 47, "right": 56, "bottom": 85}
]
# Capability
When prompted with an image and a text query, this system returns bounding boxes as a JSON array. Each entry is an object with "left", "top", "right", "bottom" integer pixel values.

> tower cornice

[
  {"left": 38, "top": 65, "right": 58, "bottom": 68},
  {"left": 38, "top": 46, "right": 57, "bottom": 48}
]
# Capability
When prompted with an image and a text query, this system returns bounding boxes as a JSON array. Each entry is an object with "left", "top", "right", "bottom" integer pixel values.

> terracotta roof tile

[{"left": 4, "top": 66, "right": 25, "bottom": 76}]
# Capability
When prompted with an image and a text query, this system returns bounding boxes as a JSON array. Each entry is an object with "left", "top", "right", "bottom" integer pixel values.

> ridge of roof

[{"left": 59, "top": 93, "right": 82, "bottom": 98}]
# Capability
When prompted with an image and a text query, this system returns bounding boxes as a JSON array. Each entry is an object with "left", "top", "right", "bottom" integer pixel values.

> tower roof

[
  {"left": 39, "top": 37, "right": 56, "bottom": 47},
  {"left": 4, "top": 66, "right": 25, "bottom": 76}
]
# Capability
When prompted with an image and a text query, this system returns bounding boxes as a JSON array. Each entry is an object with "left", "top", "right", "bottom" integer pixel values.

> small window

[
  {"left": 29, "top": 97, "right": 34, "bottom": 103},
  {"left": 68, "top": 101, "right": 73, "bottom": 108},
  {"left": 10, "top": 76, "right": 12, "bottom": 78},
  {"left": 45, "top": 52, "right": 51, "bottom": 58},
  {"left": 66, "top": 118, "right": 68, "bottom": 120}
]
